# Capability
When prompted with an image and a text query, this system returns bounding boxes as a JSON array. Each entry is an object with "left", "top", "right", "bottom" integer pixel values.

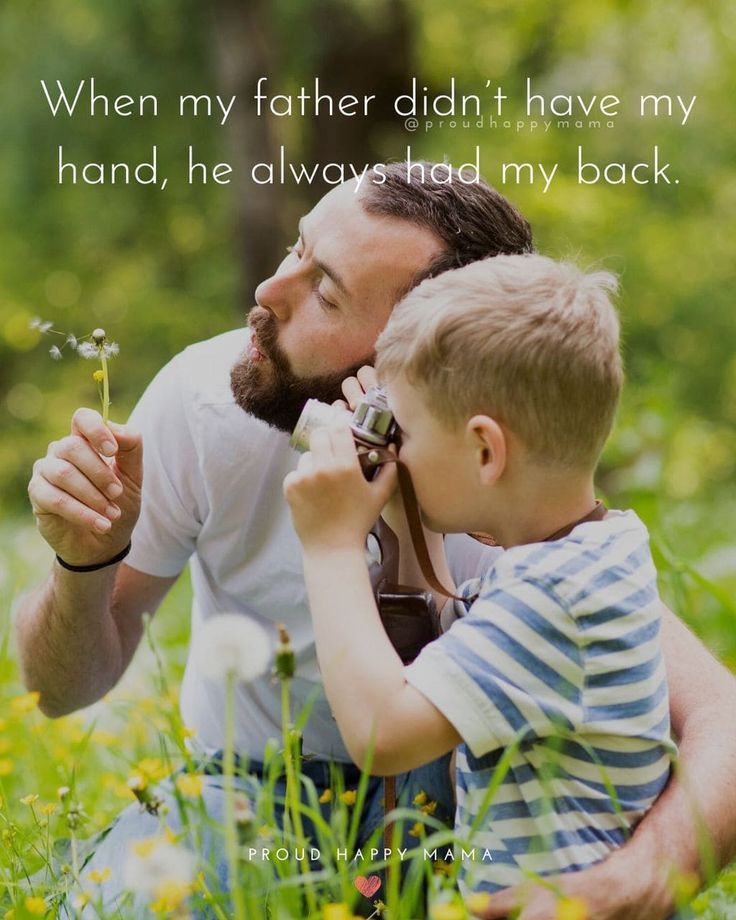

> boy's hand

[
  {"left": 284, "top": 422, "right": 397, "bottom": 554},
  {"left": 28, "top": 408, "right": 143, "bottom": 567},
  {"left": 334, "top": 365, "right": 406, "bottom": 533}
]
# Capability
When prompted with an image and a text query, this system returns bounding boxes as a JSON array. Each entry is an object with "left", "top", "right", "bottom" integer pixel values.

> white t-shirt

[{"left": 127, "top": 329, "right": 499, "bottom": 760}]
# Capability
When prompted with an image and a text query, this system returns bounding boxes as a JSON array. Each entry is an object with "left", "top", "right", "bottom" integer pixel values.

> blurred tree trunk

[
  {"left": 210, "top": 0, "right": 414, "bottom": 313},
  {"left": 305, "top": 0, "right": 414, "bottom": 178},
  {"left": 210, "top": 0, "right": 286, "bottom": 311}
]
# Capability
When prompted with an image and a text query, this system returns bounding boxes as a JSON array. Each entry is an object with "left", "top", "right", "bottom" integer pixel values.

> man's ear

[{"left": 466, "top": 415, "right": 506, "bottom": 485}]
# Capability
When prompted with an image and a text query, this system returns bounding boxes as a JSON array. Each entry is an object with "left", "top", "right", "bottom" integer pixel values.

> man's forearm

[
  {"left": 618, "top": 662, "right": 736, "bottom": 889},
  {"left": 15, "top": 563, "right": 126, "bottom": 717}
]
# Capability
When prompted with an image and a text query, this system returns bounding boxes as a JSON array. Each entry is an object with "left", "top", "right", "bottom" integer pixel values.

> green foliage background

[
  {"left": 0, "top": 6, "right": 734, "bottom": 658},
  {"left": 0, "top": 1, "right": 735, "bottom": 914}
]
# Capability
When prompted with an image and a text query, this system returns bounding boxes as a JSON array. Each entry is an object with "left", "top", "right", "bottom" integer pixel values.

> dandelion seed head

[
  {"left": 65, "top": 334, "right": 78, "bottom": 349},
  {"left": 92, "top": 328, "right": 106, "bottom": 345},
  {"left": 193, "top": 613, "right": 272, "bottom": 683},
  {"left": 102, "top": 341, "right": 120, "bottom": 358},
  {"left": 77, "top": 342, "right": 99, "bottom": 359},
  {"left": 30, "top": 317, "right": 54, "bottom": 334},
  {"left": 49, "top": 345, "right": 63, "bottom": 360}
]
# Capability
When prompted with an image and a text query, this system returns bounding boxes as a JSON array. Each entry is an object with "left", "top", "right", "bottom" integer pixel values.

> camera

[{"left": 289, "top": 386, "right": 399, "bottom": 480}]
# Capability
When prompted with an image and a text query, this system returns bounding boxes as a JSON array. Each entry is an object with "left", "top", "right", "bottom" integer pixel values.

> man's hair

[
  {"left": 361, "top": 162, "right": 533, "bottom": 294},
  {"left": 375, "top": 254, "right": 622, "bottom": 470}
]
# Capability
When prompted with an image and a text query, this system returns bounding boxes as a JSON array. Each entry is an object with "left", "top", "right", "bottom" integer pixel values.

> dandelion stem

[
  {"left": 223, "top": 670, "right": 247, "bottom": 920},
  {"left": 70, "top": 831, "right": 80, "bottom": 883},
  {"left": 100, "top": 353, "right": 110, "bottom": 424}
]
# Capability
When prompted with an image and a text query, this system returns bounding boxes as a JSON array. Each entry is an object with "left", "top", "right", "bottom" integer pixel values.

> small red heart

[{"left": 354, "top": 874, "right": 381, "bottom": 898}]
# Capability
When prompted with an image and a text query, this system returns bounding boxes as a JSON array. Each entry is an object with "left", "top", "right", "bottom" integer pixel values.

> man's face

[{"left": 230, "top": 180, "right": 443, "bottom": 431}]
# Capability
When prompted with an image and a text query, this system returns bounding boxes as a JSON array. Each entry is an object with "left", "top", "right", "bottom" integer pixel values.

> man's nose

[{"left": 254, "top": 258, "right": 303, "bottom": 319}]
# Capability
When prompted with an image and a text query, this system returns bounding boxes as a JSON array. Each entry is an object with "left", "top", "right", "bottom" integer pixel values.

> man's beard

[{"left": 230, "top": 308, "right": 374, "bottom": 433}]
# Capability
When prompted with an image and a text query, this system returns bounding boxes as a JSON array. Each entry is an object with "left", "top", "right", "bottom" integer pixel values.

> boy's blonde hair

[{"left": 375, "top": 253, "right": 622, "bottom": 470}]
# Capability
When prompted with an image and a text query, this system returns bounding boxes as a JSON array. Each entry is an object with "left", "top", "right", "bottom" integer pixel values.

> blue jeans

[{"left": 61, "top": 752, "right": 454, "bottom": 917}]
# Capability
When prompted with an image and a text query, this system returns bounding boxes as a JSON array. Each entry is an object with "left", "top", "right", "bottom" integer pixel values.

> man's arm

[
  {"left": 17, "top": 407, "right": 175, "bottom": 716},
  {"left": 16, "top": 563, "right": 176, "bottom": 717},
  {"left": 475, "top": 606, "right": 736, "bottom": 920}
]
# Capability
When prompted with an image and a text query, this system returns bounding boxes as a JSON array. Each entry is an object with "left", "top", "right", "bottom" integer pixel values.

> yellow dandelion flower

[
  {"left": 20, "top": 794, "right": 39, "bottom": 806},
  {"left": 413, "top": 790, "right": 428, "bottom": 806},
  {"left": 556, "top": 896, "right": 588, "bottom": 920},
  {"left": 340, "top": 790, "right": 357, "bottom": 806},
  {"left": 24, "top": 897, "right": 47, "bottom": 916},
  {"left": 672, "top": 871, "right": 700, "bottom": 904},
  {"left": 433, "top": 860, "right": 452, "bottom": 876},
  {"left": 323, "top": 904, "right": 352, "bottom": 920},
  {"left": 10, "top": 691, "right": 40, "bottom": 715},
  {"left": 88, "top": 867, "right": 112, "bottom": 884},
  {"left": 40, "top": 803, "right": 57, "bottom": 816},
  {"left": 137, "top": 757, "right": 169, "bottom": 781},
  {"left": 0, "top": 760, "right": 13, "bottom": 777},
  {"left": 132, "top": 838, "right": 158, "bottom": 858},
  {"left": 150, "top": 880, "right": 190, "bottom": 913},
  {"left": 319, "top": 788, "right": 333, "bottom": 804},
  {"left": 91, "top": 731, "right": 119, "bottom": 746},
  {"left": 429, "top": 902, "right": 466, "bottom": 920},
  {"left": 181, "top": 725, "right": 196, "bottom": 739},
  {"left": 73, "top": 893, "right": 91, "bottom": 909},
  {"left": 408, "top": 822, "right": 424, "bottom": 838},
  {"left": 420, "top": 800, "right": 438, "bottom": 815},
  {"left": 92, "top": 370, "right": 105, "bottom": 382},
  {"left": 175, "top": 773, "right": 204, "bottom": 798},
  {"left": 466, "top": 892, "right": 493, "bottom": 915}
]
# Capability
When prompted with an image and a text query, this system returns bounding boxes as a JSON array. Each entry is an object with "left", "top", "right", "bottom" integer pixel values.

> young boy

[{"left": 283, "top": 253, "right": 676, "bottom": 896}]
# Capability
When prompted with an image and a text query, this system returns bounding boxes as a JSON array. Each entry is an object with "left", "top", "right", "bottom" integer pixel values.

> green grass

[{"left": 1, "top": 516, "right": 736, "bottom": 919}]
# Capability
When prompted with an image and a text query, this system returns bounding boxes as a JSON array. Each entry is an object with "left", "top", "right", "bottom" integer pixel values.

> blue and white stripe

[{"left": 405, "top": 510, "right": 676, "bottom": 894}]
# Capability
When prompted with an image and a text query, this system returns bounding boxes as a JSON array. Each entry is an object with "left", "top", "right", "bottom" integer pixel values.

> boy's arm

[
  {"left": 284, "top": 423, "right": 461, "bottom": 774},
  {"left": 473, "top": 606, "right": 736, "bottom": 920}
]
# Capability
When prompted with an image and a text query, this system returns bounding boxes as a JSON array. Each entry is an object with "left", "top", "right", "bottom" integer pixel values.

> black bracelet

[{"left": 56, "top": 542, "right": 132, "bottom": 573}]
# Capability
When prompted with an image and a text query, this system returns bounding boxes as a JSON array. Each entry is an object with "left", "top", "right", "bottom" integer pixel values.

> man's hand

[
  {"left": 28, "top": 407, "right": 143, "bottom": 567},
  {"left": 336, "top": 364, "right": 377, "bottom": 412},
  {"left": 284, "top": 423, "right": 396, "bottom": 554},
  {"left": 468, "top": 848, "right": 671, "bottom": 920}
]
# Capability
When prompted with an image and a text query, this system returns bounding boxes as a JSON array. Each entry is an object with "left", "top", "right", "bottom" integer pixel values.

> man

[{"left": 19, "top": 164, "right": 736, "bottom": 919}]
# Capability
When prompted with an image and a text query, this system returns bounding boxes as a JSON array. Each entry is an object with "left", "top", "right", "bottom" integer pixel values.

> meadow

[{"left": 2, "top": 506, "right": 736, "bottom": 919}]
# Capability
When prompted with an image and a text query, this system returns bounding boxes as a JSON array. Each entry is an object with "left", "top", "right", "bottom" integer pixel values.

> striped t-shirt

[{"left": 405, "top": 510, "right": 677, "bottom": 894}]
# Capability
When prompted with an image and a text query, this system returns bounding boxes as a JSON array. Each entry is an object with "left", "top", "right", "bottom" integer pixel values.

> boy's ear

[{"left": 466, "top": 415, "right": 506, "bottom": 485}]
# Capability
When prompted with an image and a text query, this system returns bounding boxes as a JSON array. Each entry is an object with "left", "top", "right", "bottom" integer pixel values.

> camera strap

[{"left": 362, "top": 444, "right": 608, "bottom": 601}]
